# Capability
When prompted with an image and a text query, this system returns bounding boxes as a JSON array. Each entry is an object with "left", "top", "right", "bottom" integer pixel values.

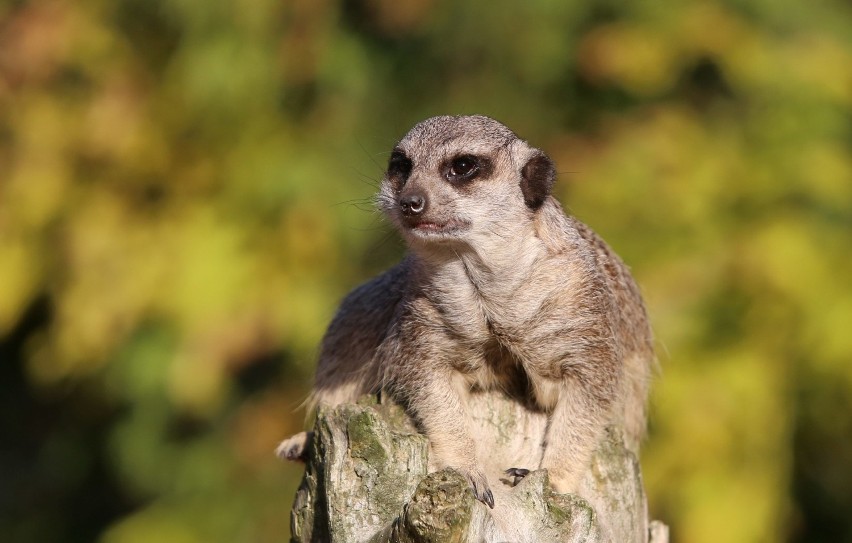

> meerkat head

[{"left": 377, "top": 115, "right": 556, "bottom": 252}]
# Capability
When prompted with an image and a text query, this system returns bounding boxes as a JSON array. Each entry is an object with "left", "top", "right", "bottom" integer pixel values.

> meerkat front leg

[
  {"left": 505, "top": 350, "right": 620, "bottom": 494},
  {"left": 537, "top": 377, "right": 615, "bottom": 493},
  {"left": 398, "top": 366, "right": 494, "bottom": 508}
]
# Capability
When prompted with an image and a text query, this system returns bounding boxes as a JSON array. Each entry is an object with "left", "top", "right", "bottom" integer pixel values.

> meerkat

[{"left": 277, "top": 115, "right": 654, "bottom": 509}]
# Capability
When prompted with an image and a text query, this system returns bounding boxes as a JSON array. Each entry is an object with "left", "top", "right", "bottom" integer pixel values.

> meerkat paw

[
  {"left": 459, "top": 467, "right": 494, "bottom": 508},
  {"left": 504, "top": 467, "right": 530, "bottom": 486},
  {"left": 275, "top": 431, "right": 312, "bottom": 462}
]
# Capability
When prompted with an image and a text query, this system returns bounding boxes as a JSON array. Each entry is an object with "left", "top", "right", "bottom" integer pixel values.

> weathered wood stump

[{"left": 290, "top": 394, "right": 668, "bottom": 543}]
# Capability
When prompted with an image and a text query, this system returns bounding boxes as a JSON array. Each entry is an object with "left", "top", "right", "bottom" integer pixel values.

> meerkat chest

[
  {"left": 431, "top": 278, "right": 492, "bottom": 343},
  {"left": 441, "top": 294, "right": 563, "bottom": 408},
  {"left": 431, "top": 264, "right": 551, "bottom": 352}
]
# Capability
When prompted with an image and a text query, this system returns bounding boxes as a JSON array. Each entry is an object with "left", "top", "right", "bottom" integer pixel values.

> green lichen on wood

[
  {"left": 549, "top": 492, "right": 599, "bottom": 540},
  {"left": 292, "top": 401, "right": 431, "bottom": 543},
  {"left": 347, "top": 409, "right": 389, "bottom": 467},
  {"left": 395, "top": 469, "right": 475, "bottom": 543}
]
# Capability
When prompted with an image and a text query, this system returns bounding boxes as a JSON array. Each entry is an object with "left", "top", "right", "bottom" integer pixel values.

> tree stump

[{"left": 290, "top": 394, "right": 668, "bottom": 543}]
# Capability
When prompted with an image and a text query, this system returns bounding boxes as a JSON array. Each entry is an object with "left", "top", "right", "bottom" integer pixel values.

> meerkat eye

[
  {"left": 388, "top": 151, "right": 413, "bottom": 181},
  {"left": 447, "top": 155, "right": 479, "bottom": 181}
]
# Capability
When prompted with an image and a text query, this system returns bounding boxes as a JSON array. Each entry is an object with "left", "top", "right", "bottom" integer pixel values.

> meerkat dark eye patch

[
  {"left": 520, "top": 152, "right": 556, "bottom": 209},
  {"left": 443, "top": 155, "right": 492, "bottom": 184},
  {"left": 388, "top": 150, "right": 413, "bottom": 182}
]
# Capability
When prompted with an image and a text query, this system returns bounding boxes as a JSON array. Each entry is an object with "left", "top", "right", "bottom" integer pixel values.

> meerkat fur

[{"left": 277, "top": 115, "right": 654, "bottom": 509}]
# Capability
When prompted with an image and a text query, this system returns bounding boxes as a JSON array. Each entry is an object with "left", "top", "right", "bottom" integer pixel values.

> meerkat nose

[{"left": 400, "top": 193, "right": 426, "bottom": 216}]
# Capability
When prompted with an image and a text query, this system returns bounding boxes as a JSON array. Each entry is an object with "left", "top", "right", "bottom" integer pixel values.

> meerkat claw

[
  {"left": 482, "top": 488, "right": 495, "bottom": 509},
  {"left": 505, "top": 467, "right": 530, "bottom": 486},
  {"left": 464, "top": 469, "right": 495, "bottom": 508}
]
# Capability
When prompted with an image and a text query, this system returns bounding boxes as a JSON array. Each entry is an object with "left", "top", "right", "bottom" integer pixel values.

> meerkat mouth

[{"left": 408, "top": 218, "right": 470, "bottom": 237}]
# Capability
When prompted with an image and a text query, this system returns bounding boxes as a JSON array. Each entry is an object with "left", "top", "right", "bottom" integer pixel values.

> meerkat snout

[{"left": 399, "top": 192, "right": 426, "bottom": 216}]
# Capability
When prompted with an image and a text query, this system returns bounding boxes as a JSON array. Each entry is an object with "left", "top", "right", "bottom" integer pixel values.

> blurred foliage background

[{"left": 0, "top": 0, "right": 850, "bottom": 541}]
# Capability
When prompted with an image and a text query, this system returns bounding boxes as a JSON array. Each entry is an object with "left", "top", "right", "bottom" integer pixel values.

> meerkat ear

[{"left": 520, "top": 151, "right": 556, "bottom": 209}]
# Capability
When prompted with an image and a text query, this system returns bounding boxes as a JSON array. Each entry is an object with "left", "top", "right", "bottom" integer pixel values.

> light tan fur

[{"left": 277, "top": 115, "right": 654, "bottom": 507}]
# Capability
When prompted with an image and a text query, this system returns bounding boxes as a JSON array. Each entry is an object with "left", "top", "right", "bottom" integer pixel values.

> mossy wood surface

[{"left": 290, "top": 394, "right": 668, "bottom": 543}]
